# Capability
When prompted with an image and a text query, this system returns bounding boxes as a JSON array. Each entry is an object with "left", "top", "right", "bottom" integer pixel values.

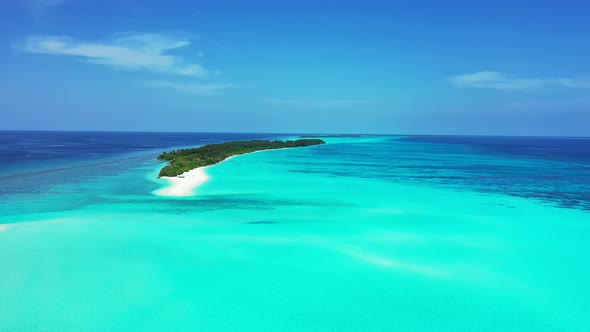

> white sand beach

[
  {"left": 156, "top": 167, "right": 211, "bottom": 197},
  {"left": 155, "top": 155, "right": 239, "bottom": 197},
  {"left": 155, "top": 148, "right": 294, "bottom": 198}
]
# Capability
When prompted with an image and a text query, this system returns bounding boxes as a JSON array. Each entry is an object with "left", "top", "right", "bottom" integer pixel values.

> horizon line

[{"left": 0, "top": 129, "right": 589, "bottom": 139}]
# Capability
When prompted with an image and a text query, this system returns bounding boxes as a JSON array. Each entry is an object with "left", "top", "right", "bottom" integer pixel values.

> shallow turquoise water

[{"left": 1, "top": 136, "right": 589, "bottom": 331}]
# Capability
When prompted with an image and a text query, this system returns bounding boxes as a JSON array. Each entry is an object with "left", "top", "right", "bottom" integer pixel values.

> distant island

[
  {"left": 300, "top": 134, "right": 362, "bottom": 138},
  {"left": 157, "top": 139, "right": 326, "bottom": 177}
]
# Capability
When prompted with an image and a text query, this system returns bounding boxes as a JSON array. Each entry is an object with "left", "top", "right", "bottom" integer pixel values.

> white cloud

[
  {"left": 16, "top": 34, "right": 207, "bottom": 77},
  {"left": 31, "top": 0, "right": 66, "bottom": 20},
  {"left": 265, "top": 98, "right": 371, "bottom": 109},
  {"left": 145, "top": 81, "right": 236, "bottom": 95},
  {"left": 448, "top": 71, "right": 590, "bottom": 90}
]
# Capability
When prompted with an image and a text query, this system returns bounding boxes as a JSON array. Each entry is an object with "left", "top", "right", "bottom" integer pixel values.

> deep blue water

[
  {"left": 287, "top": 135, "right": 590, "bottom": 211},
  {"left": 403, "top": 135, "right": 590, "bottom": 164},
  {"left": 0, "top": 131, "right": 290, "bottom": 216},
  {"left": 0, "top": 131, "right": 285, "bottom": 177},
  {"left": 1, "top": 132, "right": 589, "bottom": 212},
  {"left": 399, "top": 135, "right": 590, "bottom": 210}
]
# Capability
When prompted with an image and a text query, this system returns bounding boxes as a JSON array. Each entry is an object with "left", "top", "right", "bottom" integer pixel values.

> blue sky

[{"left": 1, "top": 0, "right": 589, "bottom": 135}]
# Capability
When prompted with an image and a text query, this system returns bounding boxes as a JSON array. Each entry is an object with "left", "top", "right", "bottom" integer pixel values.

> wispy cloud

[
  {"left": 145, "top": 81, "right": 236, "bottom": 95},
  {"left": 31, "top": 0, "right": 66, "bottom": 20},
  {"left": 448, "top": 71, "right": 590, "bottom": 90},
  {"left": 15, "top": 33, "right": 207, "bottom": 77},
  {"left": 265, "top": 98, "right": 372, "bottom": 109}
]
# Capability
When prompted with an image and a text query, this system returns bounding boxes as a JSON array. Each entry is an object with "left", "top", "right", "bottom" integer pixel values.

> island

[{"left": 157, "top": 139, "right": 326, "bottom": 177}]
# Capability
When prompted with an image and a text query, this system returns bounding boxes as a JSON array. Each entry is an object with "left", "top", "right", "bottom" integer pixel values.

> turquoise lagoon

[{"left": 0, "top": 134, "right": 589, "bottom": 331}]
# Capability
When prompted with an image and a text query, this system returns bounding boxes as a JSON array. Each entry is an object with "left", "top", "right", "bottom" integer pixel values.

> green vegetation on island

[{"left": 157, "top": 139, "right": 326, "bottom": 177}]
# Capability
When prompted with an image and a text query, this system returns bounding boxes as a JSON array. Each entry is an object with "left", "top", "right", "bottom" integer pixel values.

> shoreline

[
  {"left": 154, "top": 155, "right": 238, "bottom": 197},
  {"left": 155, "top": 166, "right": 211, "bottom": 197},
  {"left": 154, "top": 146, "right": 310, "bottom": 197}
]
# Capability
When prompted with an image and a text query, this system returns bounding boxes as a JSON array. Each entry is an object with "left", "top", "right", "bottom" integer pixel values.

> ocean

[{"left": 0, "top": 131, "right": 589, "bottom": 331}]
